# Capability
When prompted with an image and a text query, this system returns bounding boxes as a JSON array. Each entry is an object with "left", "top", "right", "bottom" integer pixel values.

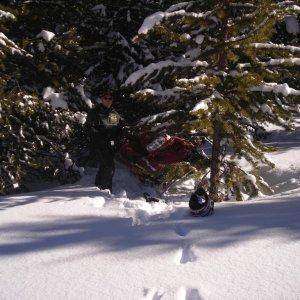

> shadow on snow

[{"left": 0, "top": 194, "right": 299, "bottom": 258}]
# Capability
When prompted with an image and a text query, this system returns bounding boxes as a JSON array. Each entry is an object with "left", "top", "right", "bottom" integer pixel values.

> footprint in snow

[
  {"left": 176, "top": 286, "right": 202, "bottom": 300},
  {"left": 175, "top": 244, "right": 197, "bottom": 265},
  {"left": 174, "top": 224, "right": 189, "bottom": 237},
  {"left": 143, "top": 287, "right": 165, "bottom": 300}
]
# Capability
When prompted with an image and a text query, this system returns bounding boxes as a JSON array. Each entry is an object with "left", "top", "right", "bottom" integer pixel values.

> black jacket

[{"left": 86, "top": 103, "right": 124, "bottom": 152}]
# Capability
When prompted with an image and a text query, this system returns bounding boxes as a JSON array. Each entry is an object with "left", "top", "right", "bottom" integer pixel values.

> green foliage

[
  {"left": 0, "top": 89, "right": 79, "bottom": 194},
  {"left": 0, "top": 0, "right": 167, "bottom": 193},
  {"left": 125, "top": 0, "right": 300, "bottom": 201},
  {"left": 1, "top": 0, "right": 299, "bottom": 197}
]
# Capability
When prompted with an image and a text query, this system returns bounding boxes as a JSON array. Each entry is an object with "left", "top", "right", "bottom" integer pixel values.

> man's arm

[{"left": 85, "top": 109, "right": 105, "bottom": 134}]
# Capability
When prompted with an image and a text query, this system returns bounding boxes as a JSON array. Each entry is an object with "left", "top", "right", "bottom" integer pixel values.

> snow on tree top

[{"left": 36, "top": 30, "right": 55, "bottom": 42}]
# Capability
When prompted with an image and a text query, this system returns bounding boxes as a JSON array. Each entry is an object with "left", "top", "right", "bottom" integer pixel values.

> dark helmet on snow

[{"left": 189, "top": 186, "right": 214, "bottom": 217}]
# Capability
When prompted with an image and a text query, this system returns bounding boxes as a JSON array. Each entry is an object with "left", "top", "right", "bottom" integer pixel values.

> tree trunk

[{"left": 209, "top": 1, "right": 229, "bottom": 202}]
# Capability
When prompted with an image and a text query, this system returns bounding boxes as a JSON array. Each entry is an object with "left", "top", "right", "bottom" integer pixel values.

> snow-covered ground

[{"left": 0, "top": 120, "right": 300, "bottom": 300}]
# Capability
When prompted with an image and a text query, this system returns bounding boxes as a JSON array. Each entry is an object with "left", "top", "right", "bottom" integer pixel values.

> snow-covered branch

[
  {"left": 191, "top": 91, "right": 223, "bottom": 113},
  {"left": 250, "top": 83, "right": 300, "bottom": 97},
  {"left": 138, "top": 109, "right": 178, "bottom": 126},
  {"left": 237, "top": 57, "right": 300, "bottom": 69},
  {"left": 124, "top": 59, "right": 208, "bottom": 86},
  {"left": 252, "top": 43, "right": 300, "bottom": 53},
  {"left": 136, "top": 87, "right": 186, "bottom": 101},
  {"left": 138, "top": 8, "right": 211, "bottom": 35}
]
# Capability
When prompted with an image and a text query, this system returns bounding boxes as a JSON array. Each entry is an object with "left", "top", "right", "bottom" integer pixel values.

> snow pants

[{"left": 95, "top": 150, "right": 115, "bottom": 192}]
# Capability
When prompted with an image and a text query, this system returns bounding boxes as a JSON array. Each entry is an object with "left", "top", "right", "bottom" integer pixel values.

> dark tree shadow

[
  {"left": 0, "top": 193, "right": 299, "bottom": 259},
  {"left": 0, "top": 184, "right": 102, "bottom": 211}
]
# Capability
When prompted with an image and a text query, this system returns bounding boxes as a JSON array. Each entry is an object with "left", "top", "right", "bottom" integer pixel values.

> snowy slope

[{"left": 0, "top": 122, "right": 300, "bottom": 300}]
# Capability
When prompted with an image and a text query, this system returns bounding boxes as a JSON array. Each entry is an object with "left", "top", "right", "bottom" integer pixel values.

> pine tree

[
  {"left": 124, "top": 1, "right": 300, "bottom": 201},
  {"left": 0, "top": 1, "right": 164, "bottom": 193}
]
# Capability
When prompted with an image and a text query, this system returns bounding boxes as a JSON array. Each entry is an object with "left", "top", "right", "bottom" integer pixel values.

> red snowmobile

[
  {"left": 118, "top": 131, "right": 214, "bottom": 217},
  {"left": 118, "top": 131, "right": 209, "bottom": 192}
]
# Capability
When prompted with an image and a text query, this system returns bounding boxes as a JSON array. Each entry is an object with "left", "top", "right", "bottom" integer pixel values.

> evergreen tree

[
  {"left": 0, "top": 1, "right": 164, "bottom": 193},
  {"left": 124, "top": 1, "right": 300, "bottom": 201}
]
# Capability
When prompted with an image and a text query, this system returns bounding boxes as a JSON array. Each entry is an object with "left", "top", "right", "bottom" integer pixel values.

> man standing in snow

[{"left": 86, "top": 92, "right": 123, "bottom": 192}]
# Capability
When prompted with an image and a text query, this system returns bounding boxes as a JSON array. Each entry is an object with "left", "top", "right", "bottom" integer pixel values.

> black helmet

[{"left": 189, "top": 186, "right": 214, "bottom": 217}]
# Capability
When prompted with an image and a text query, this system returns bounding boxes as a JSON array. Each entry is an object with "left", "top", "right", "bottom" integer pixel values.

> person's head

[{"left": 100, "top": 92, "right": 113, "bottom": 108}]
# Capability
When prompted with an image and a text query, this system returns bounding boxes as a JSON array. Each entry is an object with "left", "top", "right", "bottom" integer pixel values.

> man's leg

[{"left": 96, "top": 151, "right": 115, "bottom": 192}]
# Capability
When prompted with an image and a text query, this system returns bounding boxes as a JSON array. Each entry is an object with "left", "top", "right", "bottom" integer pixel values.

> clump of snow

[
  {"left": 267, "top": 58, "right": 300, "bottom": 66},
  {"left": 252, "top": 42, "right": 300, "bottom": 53},
  {"left": 139, "top": 110, "right": 177, "bottom": 126},
  {"left": 64, "top": 154, "right": 84, "bottom": 175},
  {"left": 0, "top": 32, "right": 30, "bottom": 57},
  {"left": 127, "top": 10, "right": 131, "bottom": 22},
  {"left": 89, "top": 196, "right": 106, "bottom": 208},
  {"left": 136, "top": 87, "right": 184, "bottom": 102},
  {"left": 42, "top": 86, "right": 68, "bottom": 110},
  {"left": 125, "top": 59, "right": 208, "bottom": 86},
  {"left": 54, "top": 44, "right": 62, "bottom": 51},
  {"left": 120, "top": 199, "right": 174, "bottom": 226},
  {"left": 36, "top": 30, "right": 55, "bottom": 42},
  {"left": 64, "top": 153, "right": 73, "bottom": 170},
  {"left": 138, "top": 11, "right": 165, "bottom": 35},
  {"left": 285, "top": 15, "right": 300, "bottom": 35},
  {"left": 181, "top": 33, "right": 191, "bottom": 40},
  {"left": 191, "top": 91, "right": 223, "bottom": 112},
  {"left": 41, "top": 121, "right": 49, "bottom": 130},
  {"left": 37, "top": 41, "right": 45, "bottom": 52},
  {"left": 0, "top": 10, "right": 16, "bottom": 20},
  {"left": 165, "top": 2, "right": 190, "bottom": 13},
  {"left": 91, "top": 4, "right": 106, "bottom": 16},
  {"left": 195, "top": 34, "right": 204, "bottom": 45},
  {"left": 42, "top": 87, "right": 55, "bottom": 100},
  {"left": 178, "top": 74, "right": 208, "bottom": 84},
  {"left": 76, "top": 84, "right": 93, "bottom": 108},
  {"left": 138, "top": 10, "right": 205, "bottom": 35},
  {"left": 261, "top": 104, "right": 273, "bottom": 115},
  {"left": 49, "top": 94, "right": 67, "bottom": 110},
  {"left": 251, "top": 83, "right": 300, "bottom": 97},
  {"left": 73, "top": 112, "right": 87, "bottom": 124}
]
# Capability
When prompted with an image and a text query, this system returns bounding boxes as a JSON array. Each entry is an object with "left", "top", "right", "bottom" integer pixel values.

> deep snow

[{"left": 0, "top": 120, "right": 300, "bottom": 300}]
